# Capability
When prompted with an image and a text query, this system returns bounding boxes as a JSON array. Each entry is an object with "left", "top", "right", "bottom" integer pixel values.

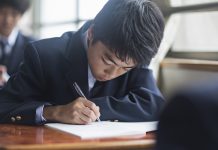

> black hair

[
  {"left": 93, "top": 0, "right": 165, "bottom": 66},
  {"left": 0, "top": 0, "right": 30, "bottom": 14}
]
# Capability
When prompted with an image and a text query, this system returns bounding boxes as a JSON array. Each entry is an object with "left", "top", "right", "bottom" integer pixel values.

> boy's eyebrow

[{"left": 105, "top": 53, "right": 135, "bottom": 68}]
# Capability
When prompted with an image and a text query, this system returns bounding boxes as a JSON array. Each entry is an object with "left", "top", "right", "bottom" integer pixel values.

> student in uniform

[
  {"left": 0, "top": 0, "right": 35, "bottom": 86},
  {"left": 0, "top": 0, "right": 165, "bottom": 125}
]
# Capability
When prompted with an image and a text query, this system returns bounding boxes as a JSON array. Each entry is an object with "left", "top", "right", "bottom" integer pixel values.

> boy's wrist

[{"left": 43, "top": 105, "right": 60, "bottom": 122}]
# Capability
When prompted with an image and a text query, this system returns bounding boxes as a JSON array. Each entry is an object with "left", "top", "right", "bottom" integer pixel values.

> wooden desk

[{"left": 0, "top": 124, "right": 155, "bottom": 150}]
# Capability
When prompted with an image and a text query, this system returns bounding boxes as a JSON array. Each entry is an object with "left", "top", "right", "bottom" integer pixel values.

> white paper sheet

[{"left": 45, "top": 121, "right": 157, "bottom": 139}]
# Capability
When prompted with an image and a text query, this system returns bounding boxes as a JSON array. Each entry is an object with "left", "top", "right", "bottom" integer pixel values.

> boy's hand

[
  {"left": 0, "top": 65, "right": 8, "bottom": 86},
  {"left": 43, "top": 97, "right": 100, "bottom": 124}
]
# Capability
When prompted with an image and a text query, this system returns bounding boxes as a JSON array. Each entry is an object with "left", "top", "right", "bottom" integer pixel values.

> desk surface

[{"left": 0, "top": 124, "right": 155, "bottom": 150}]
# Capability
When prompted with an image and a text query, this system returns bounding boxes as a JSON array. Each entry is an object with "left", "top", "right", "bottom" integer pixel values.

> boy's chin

[
  {"left": 95, "top": 75, "right": 109, "bottom": 82},
  {"left": 96, "top": 77, "right": 108, "bottom": 82}
]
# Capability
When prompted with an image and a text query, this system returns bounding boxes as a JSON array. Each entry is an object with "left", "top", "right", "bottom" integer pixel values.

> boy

[
  {"left": 0, "top": 0, "right": 165, "bottom": 125},
  {"left": 0, "top": 0, "right": 35, "bottom": 86}
]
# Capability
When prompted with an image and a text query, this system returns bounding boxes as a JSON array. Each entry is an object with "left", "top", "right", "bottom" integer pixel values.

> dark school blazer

[
  {"left": 1, "top": 32, "right": 35, "bottom": 75},
  {"left": 0, "top": 22, "right": 165, "bottom": 125}
]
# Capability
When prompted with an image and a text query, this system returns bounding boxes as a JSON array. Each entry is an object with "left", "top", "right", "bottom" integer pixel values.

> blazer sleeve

[
  {"left": 91, "top": 68, "right": 165, "bottom": 122},
  {"left": 0, "top": 43, "right": 48, "bottom": 125}
]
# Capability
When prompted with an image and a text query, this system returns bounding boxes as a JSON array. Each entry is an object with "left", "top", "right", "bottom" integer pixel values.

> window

[
  {"left": 33, "top": 0, "right": 108, "bottom": 38},
  {"left": 171, "top": 0, "right": 218, "bottom": 52}
]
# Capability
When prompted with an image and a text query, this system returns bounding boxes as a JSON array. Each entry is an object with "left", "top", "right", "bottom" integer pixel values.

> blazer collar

[{"left": 64, "top": 22, "right": 93, "bottom": 97}]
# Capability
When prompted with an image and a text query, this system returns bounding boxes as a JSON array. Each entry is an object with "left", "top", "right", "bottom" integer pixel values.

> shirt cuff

[{"left": 35, "top": 104, "right": 51, "bottom": 125}]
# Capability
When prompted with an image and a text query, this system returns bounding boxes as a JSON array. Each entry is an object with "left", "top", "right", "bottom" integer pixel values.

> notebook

[{"left": 46, "top": 121, "right": 157, "bottom": 139}]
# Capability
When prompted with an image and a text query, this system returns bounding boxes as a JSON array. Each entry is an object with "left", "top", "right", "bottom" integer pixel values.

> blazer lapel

[{"left": 64, "top": 29, "right": 89, "bottom": 98}]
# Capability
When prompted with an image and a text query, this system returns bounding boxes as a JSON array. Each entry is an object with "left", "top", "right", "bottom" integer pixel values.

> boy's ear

[{"left": 87, "top": 25, "right": 94, "bottom": 42}]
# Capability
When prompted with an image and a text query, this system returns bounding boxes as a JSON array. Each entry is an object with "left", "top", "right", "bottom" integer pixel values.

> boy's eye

[{"left": 102, "top": 57, "right": 112, "bottom": 65}]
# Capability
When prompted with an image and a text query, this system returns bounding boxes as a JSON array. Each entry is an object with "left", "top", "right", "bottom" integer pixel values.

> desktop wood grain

[{"left": 0, "top": 124, "right": 155, "bottom": 150}]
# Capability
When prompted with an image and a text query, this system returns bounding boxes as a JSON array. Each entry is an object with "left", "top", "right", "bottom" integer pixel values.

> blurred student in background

[
  {"left": 156, "top": 80, "right": 218, "bottom": 150},
  {"left": 0, "top": 0, "right": 35, "bottom": 86}
]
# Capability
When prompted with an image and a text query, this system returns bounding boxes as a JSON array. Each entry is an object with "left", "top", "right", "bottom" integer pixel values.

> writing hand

[{"left": 43, "top": 97, "right": 100, "bottom": 124}]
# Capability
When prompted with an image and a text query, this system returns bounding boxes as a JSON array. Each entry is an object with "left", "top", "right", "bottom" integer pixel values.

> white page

[{"left": 45, "top": 121, "right": 157, "bottom": 139}]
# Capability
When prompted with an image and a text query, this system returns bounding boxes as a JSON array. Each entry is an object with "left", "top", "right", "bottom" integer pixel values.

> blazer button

[
  {"left": 16, "top": 116, "right": 22, "bottom": 121},
  {"left": 11, "top": 117, "right": 16, "bottom": 122}
]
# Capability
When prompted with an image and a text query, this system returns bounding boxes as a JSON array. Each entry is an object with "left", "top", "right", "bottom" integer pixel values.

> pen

[{"left": 73, "top": 82, "right": 101, "bottom": 122}]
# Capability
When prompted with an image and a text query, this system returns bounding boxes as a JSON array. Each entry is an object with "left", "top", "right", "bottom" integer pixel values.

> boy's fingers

[
  {"left": 83, "top": 100, "right": 96, "bottom": 109},
  {"left": 82, "top": 101, "right": 101, "bottom": 120},
  {"left": 82, "top": 107, "right": 96, "bottom": 122}
]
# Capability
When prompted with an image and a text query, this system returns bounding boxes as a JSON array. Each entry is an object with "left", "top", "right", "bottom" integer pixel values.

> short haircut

[
  {"left": 0, "top": 0, "right": 30, "bottom": 14},
  {"left": 93, "top": 0, "right": 165, "bottom": 66}
]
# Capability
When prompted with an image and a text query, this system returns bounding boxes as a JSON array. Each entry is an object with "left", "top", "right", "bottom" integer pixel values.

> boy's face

[
  {"left": 0, "top": 6, "right": 21, "bottom": 37},
  {"left": 87, "top": 28, "right": 136, "bottom": 81}
]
